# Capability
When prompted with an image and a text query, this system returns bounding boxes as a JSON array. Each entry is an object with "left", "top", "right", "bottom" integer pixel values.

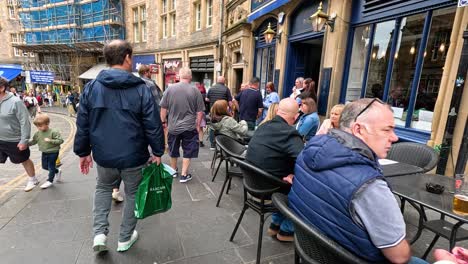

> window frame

[
  {"left": 206, "top": 0, "right": 213, "bottom": 28},
  {"left": 171, "top": 13, "right": 176, "bottom": 37},
  {"left": 162, "top": 15, "right": 168, "bottom": 38},
  {"left": 195, "top": 2, "right": 201, "bottom": 31}
]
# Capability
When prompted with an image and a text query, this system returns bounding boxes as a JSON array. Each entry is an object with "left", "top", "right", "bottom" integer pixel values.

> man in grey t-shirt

[{"left": 160, "top": 67, "right": 205, "bottom": 183}]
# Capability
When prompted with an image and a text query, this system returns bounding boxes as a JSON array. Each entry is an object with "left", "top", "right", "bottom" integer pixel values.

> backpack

[
  {"left": 24, "top": 98, "right": 35, "bottom": 108},
  {"left": 36, "top": 95, "right": 43, "bottom": 106}
]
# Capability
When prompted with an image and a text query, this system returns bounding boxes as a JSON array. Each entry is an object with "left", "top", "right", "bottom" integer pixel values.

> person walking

[
  {"left": 65, "top": 92, "right": 76, "bottom": 117},
  {"left": 160, "top": 67, "right": 205, "bottom": 183},
  {"left": 23, "top": 91, "right": 40, "bottom": 118},
  {"left": 138, "top": 64, "right": 163, "bottom": 110},
  {"left": 233, "top": 77, "right": 263, "bottom": 130},
  {"left": 74, "top": 40, "right": 165, "bottom": 253},
  {"left": 206, "top": 76, "right": 233, "bottom": 149},
  {"left": 0, "top": 77, "right": 38, "bottom": 192}
]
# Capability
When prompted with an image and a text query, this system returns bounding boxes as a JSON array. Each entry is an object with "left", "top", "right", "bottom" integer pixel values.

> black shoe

[{"left": 199, "top": 141, "right": 205, "bottom": 147}]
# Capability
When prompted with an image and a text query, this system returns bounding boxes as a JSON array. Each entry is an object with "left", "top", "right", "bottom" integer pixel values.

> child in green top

[{"left": 29, "top": 113, "right": 64, "bottom": 189}]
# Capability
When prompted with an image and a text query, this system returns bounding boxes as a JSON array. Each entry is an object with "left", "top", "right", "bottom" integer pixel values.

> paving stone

[
  {"left": 162, "top": 248, "right": 243, "bottom": 264},
  {"left": 0, "top": 240, "right": 82, "bottom": 264}
]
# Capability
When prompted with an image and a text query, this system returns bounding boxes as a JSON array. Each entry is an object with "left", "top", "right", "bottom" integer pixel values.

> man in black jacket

[{"left": 74, "top": 40, "right": 164, "bottom": 253}]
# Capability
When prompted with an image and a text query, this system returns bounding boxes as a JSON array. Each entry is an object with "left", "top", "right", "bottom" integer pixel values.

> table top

[
  {"left": 381, "top": 162, "right": 424, "bottom": 177},
  {"left": 387, "top": 174, "right": 468, "bottom": 222}
]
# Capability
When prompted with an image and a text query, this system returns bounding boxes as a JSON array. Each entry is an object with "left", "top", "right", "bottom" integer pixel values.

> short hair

[
  {"left": 33, "top": 113, "right": 50, "bottom": 126},
  {"left": 210, "top": 100, "right": 229, "bottom": 121},
  {"left": 295, "top": 77, "right": 304, "bottom": 84},
  {"left": 103, "top": 40, "right": 133, "bottom": 66},
  {"left": 249, "top": 77, "right": 260, "bottom": 85},
  {"left": 339, "top": 98, "right": 388, "bottom": 129},
  {"left": 266, "top": 82, "right": 275, "bottom": 92},
  {"left": 179, "top": 67, "right": 192, "bottom": 79},
  {"left": 138, "top": 64, "right": 150, "bottom": 75},
  {"left": 0, "top": 77, "right": 9, "bottom": 89}
]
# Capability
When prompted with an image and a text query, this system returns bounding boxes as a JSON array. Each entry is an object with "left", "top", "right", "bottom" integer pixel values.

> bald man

[{"left": 245, "top": 98, "right": 304, "bottom": 242}]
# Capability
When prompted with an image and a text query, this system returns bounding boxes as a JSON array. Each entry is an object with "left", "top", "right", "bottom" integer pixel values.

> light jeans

[{"left": 93, "top": 164, "right": 144, "bottom": 242}]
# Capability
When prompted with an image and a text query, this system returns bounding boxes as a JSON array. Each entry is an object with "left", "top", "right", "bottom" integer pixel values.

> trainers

[
  {"left": 210, "top": 146, "right": 216, "bottom": 150},
  {"left": 172, "top": 168, "right": 179, "bottom": 178},
  {"left": 40, "top": 181, "right": 53, "bottom": 189},
  {"left": 24, "top": 178, "right": 39, "bottom": 192},
  {"left": 112, "top": 190, "right": 124, "bottom": 202},
  {"left": 93, "top": 234, "right": 108, "bottom": 252},
  {"left": 55, "top": 169, "right": 62, "bottom": 182},
  {"left": 117, "top": 230, "right": 138, "bottom": 252},
  {"left": 179, "top": 174, "right": 193, "bottom": 183},
  {"left": 276, "top": 230, "right": 294, "bottom": 242},
  {"left": 267, "top": 223, "right": 280, "bottom": 236}
]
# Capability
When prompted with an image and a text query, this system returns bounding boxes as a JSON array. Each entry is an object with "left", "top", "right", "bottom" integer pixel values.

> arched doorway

[{"left": 253, "top": 17, "right": 277, "bottom": 97}]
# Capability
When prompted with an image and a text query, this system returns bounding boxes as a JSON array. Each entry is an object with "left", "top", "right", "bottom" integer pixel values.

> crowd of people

[{"left": 2, "top": 39, "right": 463, "bottom": 263}]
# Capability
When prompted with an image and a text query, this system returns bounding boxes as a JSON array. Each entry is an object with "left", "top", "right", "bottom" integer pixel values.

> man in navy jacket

[{"left": 74, "top": 40, "right": 164, "bottom": 253}]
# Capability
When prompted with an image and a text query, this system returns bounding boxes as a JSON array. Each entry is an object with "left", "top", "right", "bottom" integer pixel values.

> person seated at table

[
  {"left": 209, "top": 100, "right": 248, "bottom": 142},
  {"left": 259, "top": 102, "right": 278, "bottom": 126},
  {"left": 316, "top": 104, "right": 344, "bottom": 135},
  {"left": 296, "top": 97, "right": 319, "bottom": 142},
  {"left": 289, "top": 98, "right": 429, "bottom": 264},
  {"left": 246, "top": 98, "right": 304, "bottom": 242}
]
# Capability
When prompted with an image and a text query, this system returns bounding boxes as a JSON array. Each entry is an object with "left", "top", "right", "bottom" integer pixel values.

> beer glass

[{"left": 453, "top": 174, "right": 468, "bottom": 215}]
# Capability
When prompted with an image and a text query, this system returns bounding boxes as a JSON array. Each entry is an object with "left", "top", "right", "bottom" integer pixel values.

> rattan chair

[
  {"left": 230, "top": 157, "right": 290, "bottom": 264},
  {"left": 272, "top": 193, "right": 374, "bottom": 264},
  {"left": 387, "top": 142, "right": 439, "bottom": 173}
]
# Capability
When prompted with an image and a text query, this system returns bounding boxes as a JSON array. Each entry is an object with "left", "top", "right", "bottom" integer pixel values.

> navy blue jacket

[
  {"left": 74, "top": 68, "right": 164, "bottom": 169},
  {"left": 289, "top": 129, "right": 386, "bottom": 262}
]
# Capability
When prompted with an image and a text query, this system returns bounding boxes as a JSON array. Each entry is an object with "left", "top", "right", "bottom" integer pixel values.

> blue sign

[
  {"left": 132, "top": 55, "right": 155, "bottom": 72},
  {"left": 30, "top": 71, "right": 54, "bottom": 84},
  {"left": 252, "top": 0, "right": 274, "bottom": 12}
]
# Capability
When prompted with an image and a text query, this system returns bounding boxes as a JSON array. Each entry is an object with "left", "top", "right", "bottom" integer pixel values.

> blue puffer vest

[{"left": 289, "top": 129, "right": 386, "bottom": 262}]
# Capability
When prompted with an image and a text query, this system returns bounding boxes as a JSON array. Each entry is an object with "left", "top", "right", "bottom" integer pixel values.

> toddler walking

[{"left": 29, "top": 113, "right": 64, "bottom": 189}]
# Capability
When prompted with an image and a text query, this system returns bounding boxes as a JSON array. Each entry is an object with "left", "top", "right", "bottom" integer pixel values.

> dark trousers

[
  {"left": 42, "top": 152, "right": 59, "bottom": 182},
  {"left": 246, "top": 121, "right": 256, "bottom": 131}
]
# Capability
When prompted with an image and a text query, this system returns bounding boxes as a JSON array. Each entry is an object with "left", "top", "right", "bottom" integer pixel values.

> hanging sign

[{"left": 459, "top": 0, "right": 468, "bottom": 7}]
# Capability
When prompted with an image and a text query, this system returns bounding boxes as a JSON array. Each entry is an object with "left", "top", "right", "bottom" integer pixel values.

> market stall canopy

[
  {"left": 0, "top": 64, "right": 22, "bottom": 81},
  {"left": 79, "top": 64, "right": 108, "bottom": 80}
]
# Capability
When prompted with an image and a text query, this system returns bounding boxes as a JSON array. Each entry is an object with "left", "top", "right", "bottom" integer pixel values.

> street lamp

[
  {"left": 263, "top": 23, "right": 276, "bottom": 44},
  {"left": 309, "top": 2, "right": 336, "bottom": 32}
]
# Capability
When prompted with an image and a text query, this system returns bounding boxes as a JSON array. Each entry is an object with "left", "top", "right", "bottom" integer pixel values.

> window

[
  {"left": 141, "top": 6, "right": 147, "bottom": 42},
  {"left": 133, "top": 8, "right": 139, "bottom": 42},
  {"left": 171, "top": 0, "right": 176, "bottom": 10},
  {"left": 195, "top": 2, "right": 201, "bottom": 30},
  {"left": 162, "top": 16, "right": 168, "bottom": 38},
  {"left": 171, "top": 13, "right": 176, "bottom": 36},
  {"left": 162, "top": 0, "right": 167, "bottom": 13},
  {"left": 132, "top": 5, "right": 146, "bottom": 43},
  {"left": 206, "top": 0, "right": 212, "bottom": 27},
  {"left": 8, "top": 6, "right": 16, "bottom": 19},
  {"left": 11, "top": 33, "right": 26, "bottom": 57},
  {"left": 345, "top": 25, "right": 371, "bottom": 102}
]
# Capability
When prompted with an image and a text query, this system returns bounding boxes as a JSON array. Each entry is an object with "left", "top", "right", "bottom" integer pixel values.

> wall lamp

[
  {"left": 263, "top": 22, "right": 282, "bottom": 44},
  {"left": 309, "top": 2, "right": 336, "bottom": 32}
]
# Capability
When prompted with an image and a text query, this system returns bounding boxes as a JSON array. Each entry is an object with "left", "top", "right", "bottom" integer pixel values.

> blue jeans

[
  {"left": 408, "top": 257, "right": 429, "bottom": 264},
  {"left": 246, "top": 121, "right": 256, "bottom": 131},
  {"left": 271, "top": 212, "right": 294, "bottom": 233},
  {"left": 41, "top": 152, "right": 59, "bottom": 182}
]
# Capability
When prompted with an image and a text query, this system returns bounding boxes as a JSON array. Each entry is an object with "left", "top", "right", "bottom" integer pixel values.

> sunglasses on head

[{"left": 354, "top": 98, "right": 384, "bottom": 122}]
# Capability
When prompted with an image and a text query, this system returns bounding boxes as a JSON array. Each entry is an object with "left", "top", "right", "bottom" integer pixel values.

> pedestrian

[
  {"left": 29, "top": 113, "right": 64, "bottom": 189},
  {"left": 0, "top": 77, "right": 39, "bottom": 192},
  {"left": 233, "top": 77, "right": 263, "bottom": 130},
  {"left": 138, "top": 64, "right": 163, "bottom": 110},
  {"left": 23, "top": 91, "right": 40, "bottom": 118},
  {"left": 206, "top": 76, "right": 233, "bottom": 149},
  {"left": 65, "top": 91, "right": 75, "bottom": 117},
  {"left": 160, "top": 67, "right": 205, "bottom": 183},
  {"left": 261, "top": 82, "right": 280, "bottom": 122},
  {"left": 74, "top": 40, "right": 165, "bottom": 253}
]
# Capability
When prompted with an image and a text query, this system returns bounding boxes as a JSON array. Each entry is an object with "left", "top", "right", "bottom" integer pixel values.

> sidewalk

[{"left": 0, "top": 108, "right": 465, "bottom": 263}]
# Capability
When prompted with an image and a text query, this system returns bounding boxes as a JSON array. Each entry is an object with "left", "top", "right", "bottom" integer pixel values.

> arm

[
  {"left": 15, "top": 100, "right": 31, "bottom": 146},
  {"left": 226, "top": 118, "right": 248, "bottom": 136},
  {"left": 73, "top": 88, "right": 92, "bottom": 158},
  {"left": 142, "top": 88, "right": 165, "bottom": 158},
  {"left": 381, "top": 240, "right": 411, "bottom": 264},
  {"left": 256, "top": 92, "right": 263, "bottom": 119},
  {"left": 316, "top": 119, "right": 331, "bottom": 135},
  {"left": 50, "top": 130, "right": 64, "bottom": 145},
  {"left": 29, "top": 132, "right": 38, "bottom": 146}
]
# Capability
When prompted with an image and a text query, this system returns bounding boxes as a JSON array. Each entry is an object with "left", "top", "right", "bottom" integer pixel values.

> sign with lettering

[
  {"left": 132, "top": 55, "right": 155, "bottom": 72},
  {"left": 251, "top": 0, "right": 274, "bottom": 12},
  {"left": 150, "top": 64, "right": 159, "bottom": 74},
  {"left": 29, "top": 71, "right": 54, "bottom": 84},
  {"left": 459, "top": 0, "right": 468, "bottom": 7}
]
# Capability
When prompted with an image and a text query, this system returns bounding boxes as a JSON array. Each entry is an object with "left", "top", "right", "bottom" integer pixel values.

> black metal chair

[
  {"left": 212, "top": 135, "right": 247, "bottom": 207},
  {"left": 271, "top": 193, "right": 374, "bottom": 264},
  {"left": 229, "top": 157, "right": 290, "bottom": 264},
  {"left": 387, "top": 142, "right": 439, "bottom": 173}
]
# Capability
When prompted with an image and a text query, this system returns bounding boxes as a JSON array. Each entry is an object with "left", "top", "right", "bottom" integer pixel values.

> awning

[
  {"left": 79, "top": 64, "right": 108, "bottom": 80},
  {"left": 247, "top": 0, "right": 290, "bottom": 23},
  {"left": 0, "top": 64, "right": 22, "bottom": 81}
]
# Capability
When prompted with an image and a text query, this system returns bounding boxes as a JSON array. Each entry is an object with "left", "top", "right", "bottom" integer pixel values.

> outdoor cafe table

[
  {"left": 379, "top": 159, "right": 425, "bottom": 177},
  {"left": 386, "top": 174, "right": 468, "bottom": 256}
]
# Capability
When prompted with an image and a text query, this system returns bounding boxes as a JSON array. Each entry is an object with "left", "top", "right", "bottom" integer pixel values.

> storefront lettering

[{"left": 164, "top": 60, "right": 180, "bottom": 69}]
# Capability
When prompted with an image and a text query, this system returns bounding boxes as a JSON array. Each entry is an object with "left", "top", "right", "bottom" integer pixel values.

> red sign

[{"left": 149, "top": 64, "right": 159, "bottom": 74}]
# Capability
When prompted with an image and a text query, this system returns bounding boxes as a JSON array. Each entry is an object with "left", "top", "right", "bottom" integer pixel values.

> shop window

[
  {"left": 365, "top": 20, "right": 396, "bottom": 99},
  {"left": 345, "top": 25, "right": 371, "bottom": 102}
]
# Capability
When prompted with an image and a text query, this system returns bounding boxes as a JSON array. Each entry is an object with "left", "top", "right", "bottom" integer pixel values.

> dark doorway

[{"left": 233, "top": 68, "right": 243, "bottom": 94}]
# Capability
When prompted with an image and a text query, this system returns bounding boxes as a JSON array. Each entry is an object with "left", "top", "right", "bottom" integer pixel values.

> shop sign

[
  {"left": 164, "top": 59, "right": 182, "bottom": 74},
  {"left": 132, "top": 55, "right": 155, "bottom": 72},
  {"left": 29, "top": 70, "right": 54, "bottom": 84},
  {"left": 252, "top": 0, "right": 274, "bottom": 12},
  {"left": 459, "top": 0, "right": 468, "bottom": 7},
  {"left": 150, "top": 64, "right": 159, "bottom": 74}
]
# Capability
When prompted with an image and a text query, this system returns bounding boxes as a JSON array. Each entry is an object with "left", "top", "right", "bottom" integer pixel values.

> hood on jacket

[
  {"left": 0, "top": 92, "right": 14, "bottom": 103},
  {"left": 210, "top": 116, "right": 229, "bottom": 130},
  {"left": 96, "top": 68, "right": 145, "bottom": 89},
  {"left": 301, "top": 129, "right": 379, "bottom": 171}
]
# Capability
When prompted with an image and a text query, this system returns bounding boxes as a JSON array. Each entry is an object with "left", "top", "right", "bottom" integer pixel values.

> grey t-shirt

[
  {"left": 351, "top": 179, "right": 406, "bottom": 249},
  {"left": 160, "top": 82, "right": 205, "bottom": 135}
]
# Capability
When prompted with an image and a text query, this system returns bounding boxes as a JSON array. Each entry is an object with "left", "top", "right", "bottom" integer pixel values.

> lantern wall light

[
  {"left": 262, "top": 23, "right": 282, "bottom": 44},
  {"left": 309, "top": 2, "right": 336, "bottom": 32}
]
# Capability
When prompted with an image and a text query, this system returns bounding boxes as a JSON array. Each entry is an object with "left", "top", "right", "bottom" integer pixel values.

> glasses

[{"left": 354, "top": 98, "right": 384, "bottom": 122}]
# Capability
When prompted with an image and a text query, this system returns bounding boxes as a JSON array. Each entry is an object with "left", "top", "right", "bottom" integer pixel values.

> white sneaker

[
  {"left": 117, "top": 230, "right": 138, "bottom": 252},
  {"left": 93, "top": 234, "right": 108, "bottom": 252},
  {"left": 24, "top": 178, "right": 39, "bottom": 192},
  {"left": 40, "top": 181, "right": 53, "bottom": 189},
  {"left": 55, "top": 169, "right": 62, "bottom": 182},
  {"left": 112, "top": 190, "right": 124, "bottom": 202}
]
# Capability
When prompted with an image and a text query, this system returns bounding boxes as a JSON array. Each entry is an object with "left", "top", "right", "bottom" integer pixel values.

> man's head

[
  {"left": 10, "top": 87, "right": 17, "bottom": 94},
  {"left": 295, "top": 77, "right": 304, "bottom": 89},
  {"left": 0, "top": 77, "right": 9, "bottom": 94},
  {"left": 138, "top": 64, "right": 151, "bottom": 78},
  {"left": 249, "top": 77, "right": 260, "bottom": 89},
  {"left": 33, "top": 113, "right": 50, "bottom": 131},
  {"left": 339, "top": 98, "right": 398, "bottom": 158},
  {"left": 217, "top": 76, "right": 225, "bottom": 84},
  {"left": 103, "top": 40, "right": 133, "bottom": 72},
  {"left": 277, "top": 98, "right": 300, "bottom": 125},
  {"left": 179, "top": 67, "right": 192, "bottom": 82}
]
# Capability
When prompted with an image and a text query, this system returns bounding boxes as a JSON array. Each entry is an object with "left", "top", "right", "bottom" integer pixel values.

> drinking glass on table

[{"left": 453, "top": 174, "right": 468, "bottom": 215}]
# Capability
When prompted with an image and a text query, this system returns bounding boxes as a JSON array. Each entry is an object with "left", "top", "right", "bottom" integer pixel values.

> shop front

[
  {"left": 163, "top": 59, "right": 182, "bottom": 89},
  {"left": 341, "top": 0, "right": 467, "bottom": 174},
  {"left": 190, "top": 56, "right": 214, "bottom": 89}
]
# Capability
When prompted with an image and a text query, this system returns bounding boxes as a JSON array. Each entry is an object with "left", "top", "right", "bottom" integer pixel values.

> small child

[{"left": 29, "top": 113, "right": 64, "bottom": 189}]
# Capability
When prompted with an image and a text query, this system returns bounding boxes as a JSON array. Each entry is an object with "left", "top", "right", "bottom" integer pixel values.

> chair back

[
  {"left": 215, "top": 134, "right": 247, "bottom": 160},
  {"left": 272, "top": 193, "right": 374, "bottom": 264},
  {"left": 387, "top": 142, "right": 439, "bottom": 173},
  {"left": 231, "top": 157, "right": 290, "bottom": 199}
]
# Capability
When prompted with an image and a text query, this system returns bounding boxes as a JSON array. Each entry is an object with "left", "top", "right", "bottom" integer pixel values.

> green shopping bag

[{"left": 134, "top": 163, "right": 173, "bottom": 219}]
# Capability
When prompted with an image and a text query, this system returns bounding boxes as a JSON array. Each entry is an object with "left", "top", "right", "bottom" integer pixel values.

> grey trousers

[{"left": 94, "top": 164, "right": 144, "bottom": 242}]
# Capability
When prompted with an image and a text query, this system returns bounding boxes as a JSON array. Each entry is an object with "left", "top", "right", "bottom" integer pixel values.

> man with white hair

[
  {"left": 160, "top": 67, "right": 205, "bottom": 183},
  {"left": 289, "top": 77, "right": 305, "bottom": 99}
]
